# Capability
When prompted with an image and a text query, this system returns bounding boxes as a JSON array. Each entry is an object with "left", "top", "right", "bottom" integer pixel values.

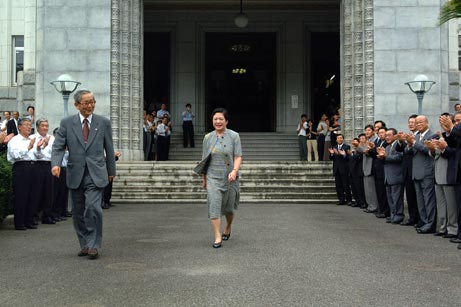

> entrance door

[{"left": 205, "top": 33, "right": 276, "bottom": 132}]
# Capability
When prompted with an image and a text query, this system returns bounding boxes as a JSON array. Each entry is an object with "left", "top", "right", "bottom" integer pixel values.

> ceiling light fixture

[{"left": 234, "top": 0, "right": 249, "bottom": 28}]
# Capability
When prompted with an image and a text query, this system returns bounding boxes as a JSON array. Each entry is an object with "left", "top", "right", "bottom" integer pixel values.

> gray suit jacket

[
  {"left": 406, "top": 129, "right": 436, "bottom": 181},
  {"left": 384, "top": 142, "right": 404, "bottom": 185},
  {"left": 51, "top": 113, "right": 116, "bottom": 189}
]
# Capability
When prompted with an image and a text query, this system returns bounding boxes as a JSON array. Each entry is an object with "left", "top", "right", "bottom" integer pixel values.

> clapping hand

[
  {"left": 439, "top": 115, "right": 453, "bottom": 133},
  {"left": 376, "top": 146, "right": 385, "bottom": 158}
]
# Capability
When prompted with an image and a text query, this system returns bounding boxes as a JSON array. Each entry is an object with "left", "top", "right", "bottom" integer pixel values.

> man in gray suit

[
  {"left": 405, "top": 115, "right": 437, "bottom": 234},
  {"left": 357, "top": 124, "right": 379, "bottom": 213},
  {"left": 378, "top": 128, "right": 404, "bottom": 224},
  {"left": 51, "top": 89, "right": 116, "bottom": 259}
]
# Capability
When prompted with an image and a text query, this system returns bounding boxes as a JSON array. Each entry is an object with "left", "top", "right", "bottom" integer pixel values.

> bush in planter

[{"left": 0, "top": 151, "right": 12, "bottom": 222}]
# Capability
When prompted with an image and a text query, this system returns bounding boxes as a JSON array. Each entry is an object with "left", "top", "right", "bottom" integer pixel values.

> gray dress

[{"left": 202, "top": 129, "right": 242, "bottom": 219}]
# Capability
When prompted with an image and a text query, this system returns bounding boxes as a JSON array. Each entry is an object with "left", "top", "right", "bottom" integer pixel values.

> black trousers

[
  {"left": 317, "top": 134, "right": 325, "bottom": 161},
  {"left": 104, "top": 181, "right": 113, "bottom": 205},
  {"left": 335, "top": 173, "right": 352, "bottom": 203},
  {"left": 455, "top": 181, "right": 461, "bottom": 239},
  {"left": 12, "top": 161, "right": 36, "bottom": 228},
  {"left": 36, "top": 161, "right": 54, "bottom": 220},
  {"left": 404, "top": 174, "right": 419, "bottom": 223},
  {"left": 156, "top": 135, "right": 168, "bottom": 161},
  {"left": 350, "top": 175, "right": 366, "bottom": 205},
  {"left": 182, "top": 121, "right": 195, "bottom": 148},
  {"left": 375, "top": 173, "right": 390, "bottom": 216},
  {"left": 53, "top": 167, "right": 68, "bottom": 217}
]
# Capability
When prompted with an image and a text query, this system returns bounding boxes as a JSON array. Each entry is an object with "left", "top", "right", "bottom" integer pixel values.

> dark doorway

[
  {"left": 310, "top": 32, "right": 340, "bottom": 122},
  {"left": 144, "top": 32, "right": 170, "bottom": 113},
  {"left": 205, "top": 32, "right": 276, "bottom": 132}
]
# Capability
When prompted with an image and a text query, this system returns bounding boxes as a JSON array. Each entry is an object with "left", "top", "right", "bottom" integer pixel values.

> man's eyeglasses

[{"left": 79, "top": 100, "right": 96, "bottom": 106}]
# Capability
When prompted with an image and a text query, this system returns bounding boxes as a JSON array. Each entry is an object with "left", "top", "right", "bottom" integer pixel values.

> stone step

[
  {"left": 112, "top": 192, "right": 337, "bottom": 200},
  {"left": 110, "top": 198, "right": 338, "bottom": 205},
  {"left": 111, "top": 160, "right": 336, "bottom": 204}
]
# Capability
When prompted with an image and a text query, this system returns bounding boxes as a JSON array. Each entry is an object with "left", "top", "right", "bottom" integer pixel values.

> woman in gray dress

[{"left": 201, "top": 108, "right": 242, "bottom": 248}]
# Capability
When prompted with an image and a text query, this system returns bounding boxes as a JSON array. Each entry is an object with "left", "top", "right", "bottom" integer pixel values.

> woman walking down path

[{"left": 194, "top": 108, "right": 242, "bottom": 249}]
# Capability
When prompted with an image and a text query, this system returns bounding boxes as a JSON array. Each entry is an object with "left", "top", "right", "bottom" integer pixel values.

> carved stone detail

[
  {"left": 111, "top": 0, "right": 143, "bottom": 158},
  {"left": 342, "top": 0, "right": 374, "bottom": 139}
]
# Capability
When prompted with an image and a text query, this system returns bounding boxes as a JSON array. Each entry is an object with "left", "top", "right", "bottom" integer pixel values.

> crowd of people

[
  {"left": 297, "top": 107, "right": 342, "bottom": 161},
  {"left": 329, "top": 103, "right": 461, "bottom": 250},
  {"left": 143, "top": 102, "right": 195, "bottom": 161},
  {"left": 0, "top": 107, "right": 119, "bottom": 232}
]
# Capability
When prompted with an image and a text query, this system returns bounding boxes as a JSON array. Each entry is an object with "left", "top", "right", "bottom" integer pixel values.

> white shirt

[
  {"left": 317, "top": 121, "right": 328, "bottom": 136},
  {"left": 0, "top": 119, "right": 8, "bottom": 130},
  {"left": 61, "top": 151, "right": 69, "bottom": 167},
  {"left": 156, "top": 123, "right": 170, "bottom": 136},
  {"left": 297, "top": 122, "right": 308, "bottom": 136},
  {"left": 7, "top": 133, "right": 40, "bottom": 163},
  {"left": 32, "top": 133, "right": 55, "bottom": 161},
  {"left": 79, "top": 113, "right": 93, "bottom": 129}
]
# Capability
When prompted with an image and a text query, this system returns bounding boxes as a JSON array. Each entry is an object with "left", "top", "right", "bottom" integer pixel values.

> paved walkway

[{"left": 1, "top": 202, "right": 460, "bottom": 307}]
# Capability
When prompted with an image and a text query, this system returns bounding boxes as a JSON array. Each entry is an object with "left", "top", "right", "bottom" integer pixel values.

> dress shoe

[
  {"left": 42, "top": 218, "right": 56, "bottom": 225},
  {"left": 53, "top": 217, "right": 62, "bottom": 222},
  {"left": 108, "top": 202, "right": 115, "bottom": 207},
  {"left": 414, "top": 221, "right": 425, "bottom": 229},
  {"left": 32, "top": 221, "right": 39, "bottom": 226},
  {"left": 222, "top": 232, "right": 231, "bottom": 241},
  {"left": 78, "top": 248, "right": 89, "bottom": 257},
  {"left": 417, "top": 229, "right": 435, "bottom": 234},
  {"left": 59, "top": 216, "right": 67, "bottom": 221},
  {"left": 101, "top": 203, "right": 110, "bottom": 209},
  {"left": 364, "top": 209, "right": 377, "bottom": 213},
  {"left": 458, "top": 244, "right": 461, "bottom": 250},
  {"left": 212, "top": 241, "right": 222, "bottom": 249},
  {"left": 391, "top": 219, "right": 404, "bottom": 225},
  {"left": 400, "top": 220, "right": 414, "bottom": 226},
  {"left": 351, "top": 203, "right": 361, "bottom": 208},
  {"left": 347, "top": 202, "right": 353, "bottom": 206},
  {"left": 449, "top": 238, "right": 461, "bottom": 244},
  {"left": 442, "top": 233, "right": 457, "bottom": 239},
  {"left": 336, "top": 202, "right": 346, "bottom": 206},
  {"left": 433, "top": 232, "right": 446, "bottom": 237},
  {"left": 360, "top": 204, "right": 368, "bottom": 209},
  {"left": 375, "top": 213, "right": 387, "bottom": 218},
  {"left": 15, "top": 226, "right": 27, "bottom": 231},
  {"left": 25, "top": 224, "right": 38, "bottom": 229},
  {"left": 88, "top": 248, "right": 99, "bottom": 259},
  {"left": 65, "top": 212, "right": 73, "bottom": 217},
  {"left": 385, "top": 217, "right": 392, "bottom": 223}
]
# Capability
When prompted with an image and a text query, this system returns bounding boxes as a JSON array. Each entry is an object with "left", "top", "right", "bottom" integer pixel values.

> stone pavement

[{"left": 1, "top": 202, "right": 460, "bottom": 307}]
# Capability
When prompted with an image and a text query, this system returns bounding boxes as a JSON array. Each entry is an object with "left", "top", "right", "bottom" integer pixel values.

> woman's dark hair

[{"left": 211, "top": 108, "right": 229, "bottom": 121}]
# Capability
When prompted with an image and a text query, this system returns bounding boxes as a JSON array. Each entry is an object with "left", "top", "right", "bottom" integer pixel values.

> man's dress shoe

[
  {"left": 400, "top": 220, "right": 414, "bottom": 226},
  {"left": 88, "top": 248, "right": 99, "bottom": 259},
  {"left": 443, "top": 233, "right": 457, "bottom": 239},
  {"left": 417, "top": 229, "right": 435, "bottom": 234},
  {"left": 42, "top": 218, "right": 56, "bottom": 225},
  {"left": 78, "top": 248, "right": 89, "bottom": 257},
  {"left": 449, "top": 238, "right": 461, "bottom": 244},
  {"left": 375, "top": 213, "right": 387, "bottom": 218},
  {"left": 433, "top": 232, "right": 446, "bottom": 237}
]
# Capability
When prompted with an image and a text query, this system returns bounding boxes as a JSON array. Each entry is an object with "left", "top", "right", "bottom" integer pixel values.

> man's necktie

[
  {"left": 83, "top": 118, "right": 89, "bottom": 143},
  {"left": 419, "top": 133, "right": 423, "bottom": 142}
]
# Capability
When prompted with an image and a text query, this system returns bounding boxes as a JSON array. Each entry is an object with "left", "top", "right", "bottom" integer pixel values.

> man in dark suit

[
  {"left": 396, "top": 115, "right": 420, "bottom": 226},
  {"left": 348, "top": 136, "right": 366, "bottom": 208},
  {"left": 329, "top": 134, "right": 352, "bottom": 205},
  {"left": 378, "top": 128, "right": 404, "bottom": 224},
  {"left": 440, "top": 112, "right": 461, "bottom": 247},
  {"left": 51, "top": 89, "right": 116, "bottom": 259},
  {"left": 406, "top": 115, "right": 437, "bottom": 234},
  {"left": 6, "top": 111, "right": 19, "bottom": 135}
]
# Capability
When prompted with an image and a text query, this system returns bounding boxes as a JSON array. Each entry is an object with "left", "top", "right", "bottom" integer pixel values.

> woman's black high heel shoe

[
  {"left": 212, "top": 241, "right": 222, "bottom": 248},
  {"left": 222, "top": 232, "right": 231, "bottom": 241}
]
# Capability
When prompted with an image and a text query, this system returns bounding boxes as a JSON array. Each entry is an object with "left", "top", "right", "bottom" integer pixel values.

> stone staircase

[
  {"left": 167, "top": 132, "right": 299, "bottom": 161},
  {"left": 111, "top": 161, "right": 337, "bottom": 204}
]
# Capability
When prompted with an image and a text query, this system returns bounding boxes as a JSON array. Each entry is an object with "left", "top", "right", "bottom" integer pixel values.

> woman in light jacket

[{"left": 197, "top": 108, "right": 242, "bottom": 248}]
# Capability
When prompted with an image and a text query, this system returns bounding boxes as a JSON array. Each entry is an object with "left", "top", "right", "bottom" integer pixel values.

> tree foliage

[{"left": 439, "top": 0, "right": 461, "bottom": 25}]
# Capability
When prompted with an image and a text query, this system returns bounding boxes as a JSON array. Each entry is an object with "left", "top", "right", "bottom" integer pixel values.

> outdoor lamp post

[
  {"left": 405, "top": 74, "right": 436, "bottom": 115},
  {"left": 50, "top": 74, "right": 81, "bottom": 117}
]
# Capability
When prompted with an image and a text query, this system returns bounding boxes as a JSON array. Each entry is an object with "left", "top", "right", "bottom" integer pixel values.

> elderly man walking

[{"left": 51, "top": 89, "right": 116, "bottom": 259}]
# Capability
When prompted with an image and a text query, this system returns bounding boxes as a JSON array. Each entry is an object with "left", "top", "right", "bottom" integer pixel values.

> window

[
  {"left": 458, "top": 35, "right": 461, "bottom": 71},
  {"left": 12, "top": 35, "right": 24, "bottom": 84}
]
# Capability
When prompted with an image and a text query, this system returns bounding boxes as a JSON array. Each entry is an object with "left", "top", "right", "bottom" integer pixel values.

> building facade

[{"left": 0, "top": 0, "right": 458, "bottom": 160}]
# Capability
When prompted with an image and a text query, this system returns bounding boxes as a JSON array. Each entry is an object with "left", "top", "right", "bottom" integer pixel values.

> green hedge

[{"left": 0, "top": 151, "right": 12, "bottom": 222}]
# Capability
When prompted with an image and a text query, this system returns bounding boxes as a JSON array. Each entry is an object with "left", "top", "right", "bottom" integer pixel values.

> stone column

[
  {"left": 111, "top": 0, "right": 144, "bottom": 160},
  {"left": 341, "top": 0, "right": 374, "bottom": 140}
]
